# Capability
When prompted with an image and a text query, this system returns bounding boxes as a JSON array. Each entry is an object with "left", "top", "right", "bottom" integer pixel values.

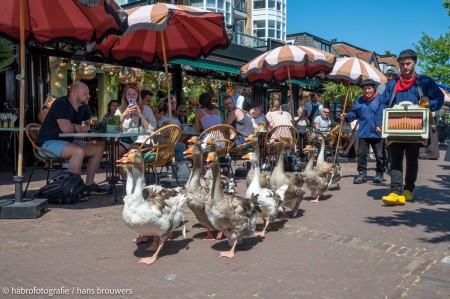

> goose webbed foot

[
  {"left": 202, "top": 228, "right": 216, "bottom": 240},
  {"left": 133, "top": 235, "right": 148, "bottom": 244}
]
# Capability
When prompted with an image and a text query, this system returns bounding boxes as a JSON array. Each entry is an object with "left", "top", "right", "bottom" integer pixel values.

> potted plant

[{"left": 106, "top": 115, "right": 120, "bottom": 133}]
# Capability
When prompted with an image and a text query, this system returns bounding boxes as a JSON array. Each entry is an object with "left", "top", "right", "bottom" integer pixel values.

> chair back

[
  {"left": 138, "top": 124, "right": 182, "bottom": 167},
  {"left": 25, "top": 123, "right": 61, "bottom": 161},
  {"left": 266, "top": 125, "right": 299, "bottom": 150},
  {"left": 198, "top": 124, "right": 237, "bottom": 157}
]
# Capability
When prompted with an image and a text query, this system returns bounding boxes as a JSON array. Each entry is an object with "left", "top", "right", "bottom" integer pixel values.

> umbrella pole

[
  {"left": 16, "top": 0, "right": 26, "bottom": 202},
  {"left": 287, "top": 66, "right": 294, "bottom": 117},
  {"left": 161, "top": 31, "right": 172, "bottom": 122},
  {"left": 333, "top": 81, "right": 351, "bottom": 164}
]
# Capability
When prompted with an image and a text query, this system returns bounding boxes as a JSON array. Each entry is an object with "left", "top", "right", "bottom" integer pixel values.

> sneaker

[
  {"left": 403, "top": 190, "right": 413, "bottom": 201},
  {"left": 373, "top": 172, "right": 383, "bottom": 184},
  {"left": 84, "top": 183, "right": 109, "bottom": 195},
  {"left": 382, "top": 193, "right": 406, "bottom": 205},
  {"left": 353, "top": 172, "right": 367, "bottom": 184},
  {"left": 177, "top": 162, "right": 190, "bottom": 179}
]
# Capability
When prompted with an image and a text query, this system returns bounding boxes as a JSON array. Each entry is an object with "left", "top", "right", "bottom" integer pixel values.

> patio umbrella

[
  {"left": 240, "top": 45, "right": 336, "bottom": 115},
  {"left": 327, "top": 57, "right": 387, "bottom": 163},
  {"left": 0, "top": 0, "right": 127, "bottom": 209},
  {"left": 90, "top": 3, "right": 230, "bottom": 119}
]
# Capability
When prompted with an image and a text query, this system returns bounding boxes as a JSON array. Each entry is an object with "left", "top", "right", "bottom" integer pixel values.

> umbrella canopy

[
  {"left": 328, "top": 57, "right": 387, "bottom": 85},
  {"left": 0, "top": 0, "right": 128, "bottom": 44},
  {"left": 90, "top": 3, "right": 230, "bottom": 65},
  {"left": 240, "top": 45, "right": 336, "bottom": 83}
]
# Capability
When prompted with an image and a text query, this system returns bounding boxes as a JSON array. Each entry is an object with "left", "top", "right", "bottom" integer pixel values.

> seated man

[
  {"left": 223, "top": 95, "right": 254, "bottom": 145},
  {"left": 35, "top": 81, "right": 107, "bottom": 194},
  {"left": 314, "top": 108, "right": 331, "bottom": 138}
]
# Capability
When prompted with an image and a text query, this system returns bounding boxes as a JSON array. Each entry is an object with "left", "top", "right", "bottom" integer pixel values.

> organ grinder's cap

[
  {"left": 397, "top": 49, "right": 417, "bottom": 62},
  {"left": 360, "top": 79, "right": 379, "bottom": 87}
]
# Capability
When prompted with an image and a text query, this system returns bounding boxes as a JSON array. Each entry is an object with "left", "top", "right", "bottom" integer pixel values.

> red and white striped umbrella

[
  {"left": 91, "top": 3, "right": 229, "bottom": 65},
  {"left": 241, "top": 45, "right": 336, "bottom": 83},
  {"left": 0, "top": 0, "right": 127, "bottom": 44},
  {"left": 328, "top": 57, "right": 387, "bottom": 85}
]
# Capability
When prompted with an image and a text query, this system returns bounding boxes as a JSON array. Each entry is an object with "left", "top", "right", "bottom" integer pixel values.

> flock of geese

[{"left": 117, "top": 134, "right": 342, "bottom": 265}]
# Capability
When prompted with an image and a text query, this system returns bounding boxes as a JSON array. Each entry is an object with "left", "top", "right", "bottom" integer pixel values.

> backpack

[{"left": 35, "top": 171, "right": 85, "bottom": 204}]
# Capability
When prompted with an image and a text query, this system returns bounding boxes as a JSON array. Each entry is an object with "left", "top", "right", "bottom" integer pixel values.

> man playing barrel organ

[{"left": 376, "top": 49, "right": 444, "bottom": 205}]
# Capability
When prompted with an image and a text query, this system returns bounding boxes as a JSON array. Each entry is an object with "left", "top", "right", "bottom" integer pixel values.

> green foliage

[
  {"left": 321, "top": 82, "right": 363, "bottom": 107},
  {"left": 444, "top": 0, "right": 450, "bottom": 15},
  {"left": 104, "top": 72, "right": 120, "bottom": 92},
  {"left": 106, "top": 115, "right": 120, "bottom": 125},
  {"left": 414, "top": 32, "right": 450, "bottom": 85},
  {"left": 384, "top": 50, "right": 392, "bottom": 56},
  {"left": 0, "top": 39, "right": 16, "bottom": 73}
]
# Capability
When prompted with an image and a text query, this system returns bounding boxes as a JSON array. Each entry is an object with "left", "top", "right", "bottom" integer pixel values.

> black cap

[
  {"left": 385, "top": 69, "right": 399, "bottom": 76},
  {"left": 397, "top": 49, "right": 417, "bottom": 62},
  {"left": 360, "top": 79, "right": 379, "bottom": 87}
]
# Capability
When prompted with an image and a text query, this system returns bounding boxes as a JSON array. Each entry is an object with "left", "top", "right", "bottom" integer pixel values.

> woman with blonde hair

[{"left": 115, "top": 84, "right": 157, "bottom": 155}]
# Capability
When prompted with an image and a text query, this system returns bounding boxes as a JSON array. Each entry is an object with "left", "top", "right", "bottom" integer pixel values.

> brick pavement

[{"left": 0, "top": 153, "right": 449, "bottom": 299}]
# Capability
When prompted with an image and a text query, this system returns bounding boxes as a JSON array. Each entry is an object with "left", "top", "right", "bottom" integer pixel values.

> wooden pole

[
  {"left": 287, "top": 65, "right": 294, "bottom": 117},
  {"left": 160, "top": 30, "right": 172, "bottom": 122},
  {"left": 18, "top": 0, "right": 25, "bottom": 179},
  {"left": 333, "top": 81, "right": 351, "bottom": 164}
]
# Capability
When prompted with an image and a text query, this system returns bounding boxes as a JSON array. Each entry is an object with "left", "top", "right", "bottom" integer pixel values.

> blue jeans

[{"left": 174, "top": 142, "right": 186, "bottom": 162}]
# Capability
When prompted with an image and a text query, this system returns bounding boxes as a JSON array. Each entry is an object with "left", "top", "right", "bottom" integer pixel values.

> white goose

[
  {"left": 243, "top": 152, "right": 288, "bottom": 236},
  {"left": 205, "top": 151, "right": 261, "bottom": 258},
  {"left": 119, "top": 149, "right": 186, "bottom": 265},
  {"left": 315, "top": 135, "right": 342, "bottom": 187}
]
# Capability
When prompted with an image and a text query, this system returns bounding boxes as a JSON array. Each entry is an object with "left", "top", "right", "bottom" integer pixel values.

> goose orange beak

[
  {"left": 187, "top": 136, "right": 198, "bottom": 144},
  {"left": 242, "top": 153, "right": 251, "bottom": 160},
  {"left": 116, "top": 152, "right": 134, "bottom": 165},
  {"left": 245, "top": 135, "right": 253, "bottom": 141},
  {"left": 205, "top": 138, "right": 212, "bottom": 145},
  {"left": 183, "top": 147, "right": 193, "bottom": 158},
  {"left": 205, "top": 152, "right": 214, "bottom": 163}
]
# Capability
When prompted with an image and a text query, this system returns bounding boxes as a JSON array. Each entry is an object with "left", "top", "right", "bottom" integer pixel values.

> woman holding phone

[{"left": 116, "top": 84, "right": 157, "bottom": 156}]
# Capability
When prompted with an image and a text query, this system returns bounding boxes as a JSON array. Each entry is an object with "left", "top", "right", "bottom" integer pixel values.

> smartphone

[{"left": 129, "top": 99, "right": 136, "bottom": 106}]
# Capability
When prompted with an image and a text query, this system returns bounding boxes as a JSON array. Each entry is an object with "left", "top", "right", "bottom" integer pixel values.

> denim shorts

[{"left": 40, "top": 140, "right": 88, "bottom": 158}]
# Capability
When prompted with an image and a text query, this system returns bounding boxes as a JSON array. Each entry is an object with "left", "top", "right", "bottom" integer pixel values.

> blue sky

[{"left": 286, "top": 0, "right": 449, "bottom": 57}]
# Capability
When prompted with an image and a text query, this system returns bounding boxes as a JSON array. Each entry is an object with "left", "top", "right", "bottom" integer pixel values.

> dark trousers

[
  {"left": 357, "top": 138, "right": 385, "bottom": 174},
  {"left": 389, "top": 143, "right": 421, "bottom": 194}
]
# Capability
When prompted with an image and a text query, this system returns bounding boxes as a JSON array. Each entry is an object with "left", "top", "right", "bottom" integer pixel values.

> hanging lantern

[
  {"left": 101, "top": 64, "right": 122, "bottom": 75},
  {"left": 77, "top": 62, "right": 97, "bottom": 80}
]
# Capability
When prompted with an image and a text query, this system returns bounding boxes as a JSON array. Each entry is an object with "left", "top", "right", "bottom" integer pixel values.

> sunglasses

[
  {"left": 180, "top": 110, "right": 187, "bottom": 113},
  {"left": 323, "top": 111, "right": 330, "bottom": 114}
]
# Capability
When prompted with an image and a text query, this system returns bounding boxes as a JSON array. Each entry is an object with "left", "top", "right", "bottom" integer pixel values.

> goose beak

[
  {"left": 245, "top": 135, "right": 253, "bottom": 141},
  {"left": 187, "top": 136, "right": 198, "bottom": 144},
  {"left": 205, "top": 152, "right": 214, "bottom": 166},
  {"left": 183, "top": 147, "right": 193, "bottom": 158},
  {"left": 242, "top": 153, "right": 251, "bottom": 160},
  {"left": 116, "top": 154, "right": 134, "bottom": 166},
  {"left": 205, "top": 138, "right": 211, "bottom": 145}
]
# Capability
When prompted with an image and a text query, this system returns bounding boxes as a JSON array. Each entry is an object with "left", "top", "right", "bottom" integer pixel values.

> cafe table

[{"left": 59, "top": 131, "right": 151, "bottom": 203}]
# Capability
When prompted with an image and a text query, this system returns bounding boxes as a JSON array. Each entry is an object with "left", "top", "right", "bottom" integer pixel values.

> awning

[
  {"left": 290, "top": 78, "right": 321, "bottom": 87},
  {"left": 171, "top": 58, "right": 241, "bottom": 75}
]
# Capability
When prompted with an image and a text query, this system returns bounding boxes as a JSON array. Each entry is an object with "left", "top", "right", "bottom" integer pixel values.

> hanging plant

[
  {"left": 0, "top": 39, "right": 16, "bottom": 73},
  {"left": 104, "top": 72, "right": 120, "bottom": 92}
]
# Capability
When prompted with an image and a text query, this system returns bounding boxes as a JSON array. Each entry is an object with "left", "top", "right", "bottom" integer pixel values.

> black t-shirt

[{"left": 35, "top": 96, "right": 92, "bottom": 145}]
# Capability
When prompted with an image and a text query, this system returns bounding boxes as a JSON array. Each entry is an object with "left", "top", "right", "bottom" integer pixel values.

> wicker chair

[
  {"left": 197, "top": 124, "right": 237, "bottom": 176},
  {"left": 137, "top": 124, "right": 182, "bottom": 186},
  {"left": 24, "top": 123, "right": 65, "bottom": 197},
  {"left": 264, "top": 125, "right": 300, "bottom": 172}
]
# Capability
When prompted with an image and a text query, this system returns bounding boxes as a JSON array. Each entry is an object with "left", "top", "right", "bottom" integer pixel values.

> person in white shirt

[
  {"left": 232, "top": 87, "right": 245, "bottom": 110},
  {"left": 249, "top": 102, "right": 266, "bottom": 129}
]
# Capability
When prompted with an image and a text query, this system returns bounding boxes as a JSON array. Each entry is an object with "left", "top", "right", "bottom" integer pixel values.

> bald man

[{"left": 36, "top": 81, "right": 107, "bottom": 195}]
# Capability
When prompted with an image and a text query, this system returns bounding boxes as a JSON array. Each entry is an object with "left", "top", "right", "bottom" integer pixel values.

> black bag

[{"left": 35, "top": 171, "right": 85, "bottom": 204}]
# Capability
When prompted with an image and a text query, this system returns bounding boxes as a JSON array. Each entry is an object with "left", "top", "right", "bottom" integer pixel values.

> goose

[
  {"left": 205, "top": 151, "right": 261, "bottom": 258},
  {"left": 118, "top": 149, "right": 186, "bottom": 265},
  {"left": 245, "top": 134, "right": 270, "bottom": 188},
  {"left": 243, "top": 152, "right": 288, "bottom": 236},
  {"left": 183, "top": 141, "right": 221, "bottom": 240},
  {"left": 303, "top": 145, "right": 332, "bottom": 203},
  {"left": 315, "top": 135, "right": 342, "bottom": 187},
  {"left": 269, "top": 139, "right": 305, "bottom": 218}
]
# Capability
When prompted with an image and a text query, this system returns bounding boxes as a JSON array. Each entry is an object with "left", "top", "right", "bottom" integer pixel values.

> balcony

[
  {"left": 231, "top": 31, "right": 267, "bottom": 49},
  {"left": 234, "top": 0, "right": 247, "bottom": 13}
]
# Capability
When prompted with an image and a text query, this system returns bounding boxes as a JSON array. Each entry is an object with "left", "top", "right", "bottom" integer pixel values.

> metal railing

[
  {"left": 234, "top": 0, "right": 247, "bottom": 13},
  {"left": 232, "top": 31, "right": 267, "bottom": 49}
]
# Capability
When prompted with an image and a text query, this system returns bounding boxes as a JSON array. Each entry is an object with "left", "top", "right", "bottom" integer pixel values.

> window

[
  {"left": 268, "top": 20, "right": 275, "bottom": 28},
  {"left": 190, "top": 0, "right": 203, "bottom": 7},
  {"left": 253, "top": 0, "right": 265, "bottom": 9},
  {"left": 218, "top": 0, "right": 224, "bottom": 8},
  {"left": 268, "top": 1, "right": 276, "bottom": 9},
  {"left": 206, "top": 0, "right": 215, "bottom": 8},
  {"left": 254, "top": 29, "right": 265, "bottom": 38},
  {"left": 320, "top": 43, "right": 331, "bottom": 52},
  {"left": 268, "top": 29, "right": 275, "bottom": 38},
  {"left": 253, "top": 20, "right": 265, "bottom": 28}
]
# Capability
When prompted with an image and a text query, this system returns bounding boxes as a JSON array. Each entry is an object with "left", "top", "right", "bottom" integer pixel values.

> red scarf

[
  {"left": 362, "top": 91, "right": 377, "bottom": 102},
  {"left": 394, "top": 72, "right": 418, "bottom": 93}
]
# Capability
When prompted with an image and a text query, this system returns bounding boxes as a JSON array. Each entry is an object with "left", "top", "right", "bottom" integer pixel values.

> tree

[
  {"left": 321, "top": 82, "right": 362, "bottom": 108},
  {"left": 384, "top": 50, "right": 392, "bottom": 56},
  {"left": 414, "top": 32, "right": 450, "bottom": 85},
  {"left": 444, "top": 0, "right": 450, "bottom": 15}
]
